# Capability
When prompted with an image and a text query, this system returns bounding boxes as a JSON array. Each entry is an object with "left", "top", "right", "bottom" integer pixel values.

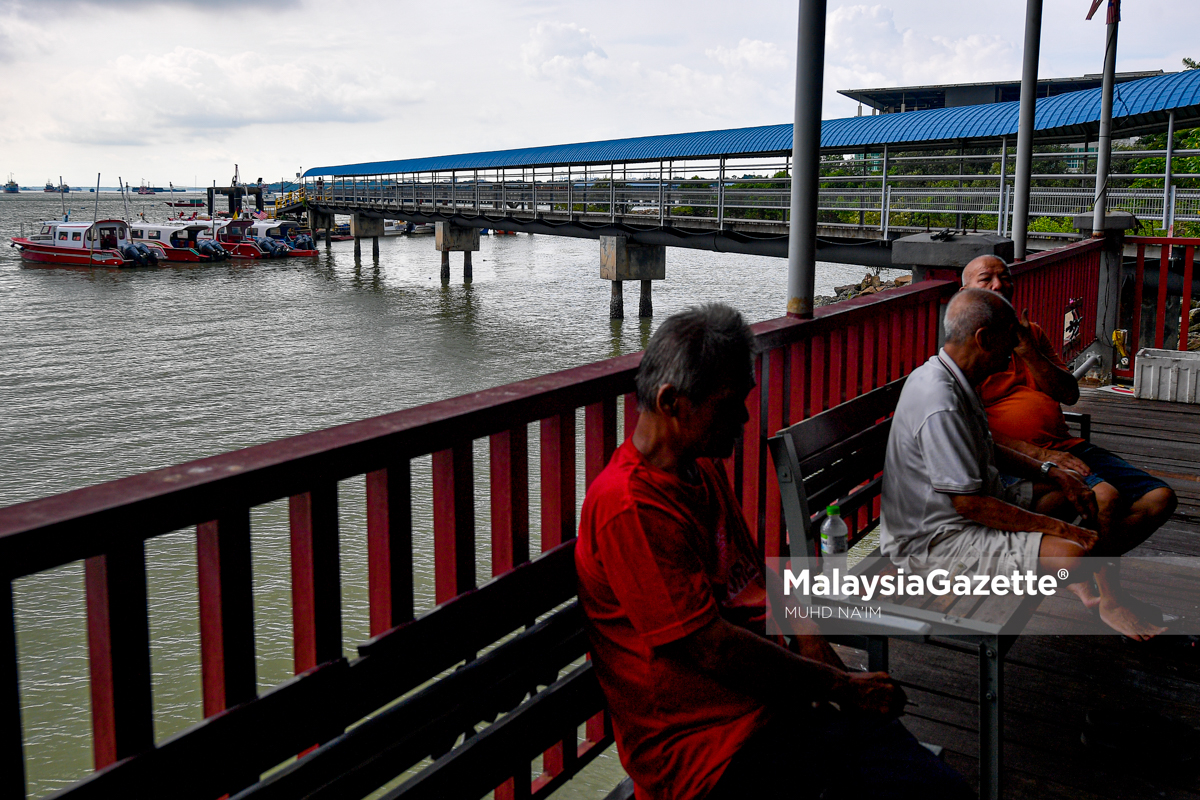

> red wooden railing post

[
  {"left": 584, "top": 398, "right": 618, "bottom": 488},
  {"left": 540, "top": 412, "right": 576, "bottom": 550},
  {"left": 1132, "top": 245, "right": 1146, "bottom": 362},
  {"left": 764, "top": 348, "right": 786, "bottom": 559},
  {"left": 623, "top": 391, "right": 640, "bottom": 443},
  {"left": 196, "top": 511, "right": 257, "bottom": 717},
  {"left": 741, "top": 356, "right": 765, "bottom": 547},
  {"left": 1182, "top": 246, "right": 1195, "bottom": 352},
  {"left": 490, "top": 429, "right": 529, "bottom": 577},
  {"left": 84, "top": 545, "right": 154, "bottom": 769},
  {"left": 289, "top": 484, "right": 342, "bottom": 672},
  {"left": 366, "top": 464, "right": 414, "bottom": 635},
  {"left": 432, "top": 444, "right": 476, "bottom": 603},
  {"left": 1, "top": 582, "right": 24, "bottom": 800},
  {"left": 1156, "top": 244, "right": 1171, "bottom": 350}
]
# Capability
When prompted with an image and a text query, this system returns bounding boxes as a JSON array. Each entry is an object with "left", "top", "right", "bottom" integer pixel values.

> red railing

[
  {"left": 0, "top": 280, "right": 957, "bottom": 800},
  {"left": 1116, "top": 236, "right": 1199, "bottom": 379},
  {"left": 1010, "top": 238, "right": 1104, "bottom": 365}
]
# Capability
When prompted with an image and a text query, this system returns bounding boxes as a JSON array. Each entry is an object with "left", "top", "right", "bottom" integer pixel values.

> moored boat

[
  {"left": 3, "top": 174, "right": 18, "bottom": 194},
  {"left": 130, "top": 222, "right": 231, "bottom": 262},
  {"left": 196, "top": 219, "right": 280, "bottom": 259},
  {"left": 166, "top": 198, "right": 205, "bottom": 208},
  {"left": 243, "top": 219, "right": 318, "bottom": 256},
  {"left": 10, "top": 219, "right": 148, "bottom": 267}
]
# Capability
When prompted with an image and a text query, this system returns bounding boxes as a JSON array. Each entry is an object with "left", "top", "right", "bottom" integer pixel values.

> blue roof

[{"left": 304, "top": 69, "right": 1200, "bottom": 177}]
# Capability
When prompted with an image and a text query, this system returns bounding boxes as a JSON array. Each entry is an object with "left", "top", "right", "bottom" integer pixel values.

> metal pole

[
  {"left": 1162, "top": 109, "right": 1175, "bottom": 228},
  {"left": 718, "top": 157, "right": 726, "bottom": 228},
  {"left": 997, "top": 137, "right": 1008, "bottom": 235},
  {"left": 91, "top": 173, "right": 100, "bottom": 261},
  {"left": 1091, "top": 10, "right": 1119, "bottom": 235},
  {"left": 878, "top": 145, "right": 889, "bottom": 231},
  {"left": 1011, "top": 0, "right": 1043, "bottom": 260},
  {"left": 787, "top": 0, "right": 828, "bottom": 318}
]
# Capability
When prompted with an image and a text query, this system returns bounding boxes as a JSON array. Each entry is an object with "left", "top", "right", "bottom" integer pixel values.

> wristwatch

[{"left": 1040, "top": 460, "right": 1055, "bottom": 475}]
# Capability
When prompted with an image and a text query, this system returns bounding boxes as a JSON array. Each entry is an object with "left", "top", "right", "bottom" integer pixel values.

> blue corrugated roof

[{"left": 304, "top": 69, "right": 1200, "bottom": 177}]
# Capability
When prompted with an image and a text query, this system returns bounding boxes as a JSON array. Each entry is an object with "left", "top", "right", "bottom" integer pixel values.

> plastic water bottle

[{"left": 820, "top": 505, "right": 849, "bottom": 577}]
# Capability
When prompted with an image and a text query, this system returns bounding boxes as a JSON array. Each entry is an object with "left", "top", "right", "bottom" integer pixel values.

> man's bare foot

[
  {"left": 1067, "top": 580, "right": 1101, "bottom": 610},
  {"left": 1098, "top": 597, "right": 1168, "bottom": 640}
]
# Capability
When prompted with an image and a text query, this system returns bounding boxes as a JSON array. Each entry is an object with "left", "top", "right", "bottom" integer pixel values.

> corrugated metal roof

[{"left": 304, "top": 69, "right": 1200, "bottom": 177}]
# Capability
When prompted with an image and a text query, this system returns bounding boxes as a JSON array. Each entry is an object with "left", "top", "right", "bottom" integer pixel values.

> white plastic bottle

[{"left": 820, "top": 504, "right": 849, "bottom": 577}]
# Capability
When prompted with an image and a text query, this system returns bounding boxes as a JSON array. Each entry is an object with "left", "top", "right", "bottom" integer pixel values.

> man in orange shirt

[{"left": 963, "top": 255, "right": 1177, "bottom": 638}]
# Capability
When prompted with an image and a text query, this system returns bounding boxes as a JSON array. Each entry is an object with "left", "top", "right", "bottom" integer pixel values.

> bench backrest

[{"left": 767, "top": 377, "right": 907, "bottom": 567}]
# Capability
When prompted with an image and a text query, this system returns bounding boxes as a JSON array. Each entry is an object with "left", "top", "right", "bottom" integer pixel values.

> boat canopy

[{"left": 43, "top": 219, "right": 130, "bottom": 249}]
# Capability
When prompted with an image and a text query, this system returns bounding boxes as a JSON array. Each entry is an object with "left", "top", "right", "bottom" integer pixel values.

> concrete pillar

[
  {"left": 610, "top": 280, "right": 624, "bottom": 319},
  {"left": 639, "top": 280, "right": 653, "bottom": 318},
  {"left": 311, "top": 211, "right": 334, "bottom": 250},
  {"left": 354, "top": 237, "right": 361, "bottom": 260},
  {"left": 372, "top": 236, "right": 379, "bottom": 260},
  {"left": 892, "top": 233, "right": 1015, "bottom": 284},
  {"left": 434, "top": 222, "right": 480, "bottom": 283},
  {"left": 1073, "top": 211, "right": 1136, "bottom": 380},
  {"left": 326, "top": 229, "right": 332, "bottom": 250},
  {"left": 600, "top": 236, "right": 665, "bottom": 320}
]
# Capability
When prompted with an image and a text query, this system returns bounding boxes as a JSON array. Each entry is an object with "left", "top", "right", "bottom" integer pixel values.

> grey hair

[
  {"left": 636, "top": 303, "right": 757, "bottom": 409},
  {"left": 944, "top": 288, "right": 1016, "bottom": 345}
]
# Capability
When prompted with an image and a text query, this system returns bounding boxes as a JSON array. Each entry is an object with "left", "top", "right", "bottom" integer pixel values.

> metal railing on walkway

[{"left": 1118, "top": 236, "right": 1200, "bottom": 379}]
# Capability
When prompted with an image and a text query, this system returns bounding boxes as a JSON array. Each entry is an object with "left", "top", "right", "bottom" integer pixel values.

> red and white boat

[
  {"left": 243, "top": 219, "right": 319, "bottom": 256},
  {"left": 130, "top": 222, "right": 231, "bottom": 262},
  {"left": 10, "top": 219, "right": 141, "bottom": 267}
]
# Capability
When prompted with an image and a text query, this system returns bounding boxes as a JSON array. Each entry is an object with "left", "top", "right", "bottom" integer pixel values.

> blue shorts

[{"left": 1066, "top": 442, "right": 1170, "bottom": 505}]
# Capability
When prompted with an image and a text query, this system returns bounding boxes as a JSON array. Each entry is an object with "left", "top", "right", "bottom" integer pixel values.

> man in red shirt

[
  {"left": 963, "top": 255, "right": 1177, "bottom": 639},
  {"left": 575, "top": 303, "right": 970, "bottom": 800}
]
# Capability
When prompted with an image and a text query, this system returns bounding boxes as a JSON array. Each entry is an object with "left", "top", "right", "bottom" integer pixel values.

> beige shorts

[{"left": 920, "top": 526, "right": 1044, "bottom": 578}]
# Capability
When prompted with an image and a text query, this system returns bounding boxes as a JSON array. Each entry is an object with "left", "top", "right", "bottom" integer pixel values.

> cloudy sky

[{"left": 1, "top": 0, "right": 1197, "bottom": 188}]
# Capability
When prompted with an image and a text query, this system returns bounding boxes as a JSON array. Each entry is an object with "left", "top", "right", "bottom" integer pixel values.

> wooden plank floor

[{"left": 867, "top": 388, "right": 1200, "bottom": 799}]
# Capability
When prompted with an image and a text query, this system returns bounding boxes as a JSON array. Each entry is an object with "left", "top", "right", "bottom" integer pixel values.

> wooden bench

[{"left": 767, "top": 377, "right": 1090, "bottom": 800}]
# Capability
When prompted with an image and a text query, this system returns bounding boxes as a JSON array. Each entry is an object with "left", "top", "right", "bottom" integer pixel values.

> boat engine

[
  {"left": 256, "top": 236, "right": 287, "bottom": 257},
  {"left": 292, "top": 233, "right": 315, "bottom": 250},
  {"left": 196, "top": 239, "right": 229, "bottom": 260},
  {"left": 118, "top": 243, "right": 146, "bottom": 266},
  {"left": 133, "top": 243, "right": 160, "bottom": 266}
]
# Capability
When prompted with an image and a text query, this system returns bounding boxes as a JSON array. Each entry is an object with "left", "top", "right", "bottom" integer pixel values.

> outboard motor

[
  {"left": 256, "top": 236, "right": 286, "bottom": 257},
  {"left": 293, "top": 233, "right": 315, "bottom": 250},
  {"left": 118, "top": 242, "right": 146, "bottom": 266},
  {"left": 133, "top": 243, "right": 160, "bottom": 266}
]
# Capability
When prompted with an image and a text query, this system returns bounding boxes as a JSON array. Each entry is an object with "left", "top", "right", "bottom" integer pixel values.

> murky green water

[{"left": 0, "top": 193, "right": 899, "bottom": 797}]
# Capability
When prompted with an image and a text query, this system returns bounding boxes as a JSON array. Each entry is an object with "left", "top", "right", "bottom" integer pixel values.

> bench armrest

[{"left": 1063, "top": 410, "right": 1091, "bottom": 441}]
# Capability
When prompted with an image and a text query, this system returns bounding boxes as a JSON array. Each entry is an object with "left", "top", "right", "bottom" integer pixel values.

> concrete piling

[
  {"left": 610, "top": 280, "right": 624, "bottom": 319},
  {"left": 350, "top": 214, "right": 384, "bottom": 264},
  {"left": 354, "top": 237, "right": 361, "bottom": 260},
  {"left": 600, "top": 236, "right": 665, "bottom": 320},
  {"left": 372, "top": 236, "right": 379, "bottom": 261},
  {"left": 435, "top": 222, "right": 481, "bottom": 283}
]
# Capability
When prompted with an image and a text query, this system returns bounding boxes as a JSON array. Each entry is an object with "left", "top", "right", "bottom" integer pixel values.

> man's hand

[
  {"left": 1051, "top": 519, "right": 1099, "bottom": 552},
  {"left": 1013, "top": 308, "right": 1038, "bottom": 357},
  {"left": 1042, "top": 449, "right": 1091, "bottom": 477},
  {"left": 1049, "top": 465, "right": 1098, "bottom": 523},
  {"left": 834, "top": 671, "right": 907, "bottom": 717}
]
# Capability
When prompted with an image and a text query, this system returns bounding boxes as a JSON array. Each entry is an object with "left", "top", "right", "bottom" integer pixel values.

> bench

[{"left": 767, "top": 377, "right": 1090, "bottom": 800}]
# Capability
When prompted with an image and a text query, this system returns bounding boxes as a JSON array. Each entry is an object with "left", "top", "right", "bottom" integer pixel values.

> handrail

[
  {"left": 1117, "top": 236, "right": 1199, "bottom": 377},
  {"left": 0, "top": 277, "right": 972, "bottom": 800}
]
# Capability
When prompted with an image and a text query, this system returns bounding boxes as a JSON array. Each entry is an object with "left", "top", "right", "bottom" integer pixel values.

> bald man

[
  {"left": 962, "top": 256, "right": 1176, "bottom": 638},
  {"left": 881, "top": 289, "right": 1165, "bottom": 639}
]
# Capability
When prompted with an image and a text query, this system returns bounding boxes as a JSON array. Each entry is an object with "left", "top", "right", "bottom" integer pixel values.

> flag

[{"left": 1086, "top": 0, "right": 1119, "bottom": 23}]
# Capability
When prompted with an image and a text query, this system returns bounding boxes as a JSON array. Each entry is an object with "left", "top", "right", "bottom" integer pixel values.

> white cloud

[
  {"left": 706, "top": 39, "right": 788, "bottom": 72},
  {"left": 521, "top": 21, "right": 610, "bottom": 84}
]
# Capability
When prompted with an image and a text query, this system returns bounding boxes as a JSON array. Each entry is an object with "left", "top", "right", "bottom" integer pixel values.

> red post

[
  {"left": 623, "top": 391, "right": 640, "bottom": 442},
  {"left": 432, "top": 443, "right": 476, "bottom": 603},
  {"left": 490, "top": 429, "right": 529, "bottom": 578},
  {"left": 741, "top": 356, "right": 765, "bottom": 547},
  {"left": 584, "top": 397, "right": 618, "bottom": 488},
  {"left": 1156, "top": 244, "right": 1171, "bottom": 350},
  {"left": 540, "top": 412, "right": 576, "bottom": 550},
  {"left": 289, "top": 484, "right": 342, "bottom": 672},
  {"left": 1131, "top": 245, "right": 1146, "bottom": 362},
  {"left": 1181, "top": 246, "right": 1194, "bottom": 352},
  {"left": 810, "top": 332, "right": 828, "bottom": 415},
  {"left": 1, "top": 582, "right": 24, "bottom": 800},
  {"left": 764, "top": 348, "right": 787, "bottom": 559},
  {"left": 788, "top": 338, "right": 809, "bottom": 423},
  {"left": 366, "top": 464, "right": 414, "bottom": 636},
  {"left": 196, "top": 511, "right": 257, "bottom": 717},
  {"left": 85, "top": 546, "right": 154, "bottom": 769},
  {"left": 828, "top": 326, "right": 845, "bottom": 407}
]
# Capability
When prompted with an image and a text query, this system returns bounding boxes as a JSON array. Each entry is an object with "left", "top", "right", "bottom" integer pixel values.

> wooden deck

[{"left": 859, "top": 388, "right": 1200, "bottom": 799}]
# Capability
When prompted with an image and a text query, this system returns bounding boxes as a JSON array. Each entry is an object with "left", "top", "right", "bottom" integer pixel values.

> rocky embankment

[{"left": 814, "top": 272, "right": 913, "bottom": 308}]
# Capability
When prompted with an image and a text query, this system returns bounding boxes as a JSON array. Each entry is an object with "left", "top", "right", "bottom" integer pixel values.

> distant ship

[
  {"left": 43, "top": 179, "right": 69, "bottom": 193},
  {"left": 3, "top": 174, "right": 17, "bottom": 194}
]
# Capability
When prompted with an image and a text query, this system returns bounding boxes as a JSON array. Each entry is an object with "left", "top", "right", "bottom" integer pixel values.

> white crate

[{"left": 1133, "top": 348, "right": 1200, "bottom": 403}]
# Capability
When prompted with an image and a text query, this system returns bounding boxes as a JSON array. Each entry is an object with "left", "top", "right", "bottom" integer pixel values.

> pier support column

[
  {"left": 311, "top": 211, "right": 334, "bottom": 251},
  {"left": 435, "top": 222, "right": 480, "bottom": 283},
  {"left": 600, "top": 236, "right": 665, "bottom": 320},
  {"left": 610, "top": 281, "right": 624, "bottom": 319},
  {"left": 372, "top": 236, "right": 379, "bottom": 261},
  {"left": 350, "top": 214, "right": 384, "bottom": 262},
  {"left": 639, "top": 280, "right": 653, "bottom": 318}
]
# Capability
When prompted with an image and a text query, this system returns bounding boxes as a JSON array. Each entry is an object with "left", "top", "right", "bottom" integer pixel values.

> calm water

[{"left": 0, "top": 193, "right": 898, "bottom": 797}]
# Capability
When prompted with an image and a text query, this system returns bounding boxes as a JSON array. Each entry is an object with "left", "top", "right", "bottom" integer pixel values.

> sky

[{"left": 1, "top": 0, "right": 1198, "bottom": 188}]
